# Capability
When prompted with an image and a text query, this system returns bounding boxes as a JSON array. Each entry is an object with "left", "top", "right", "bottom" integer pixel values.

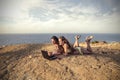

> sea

[{"left": 0, "top": 33, "right": 120, "bottom": 46}]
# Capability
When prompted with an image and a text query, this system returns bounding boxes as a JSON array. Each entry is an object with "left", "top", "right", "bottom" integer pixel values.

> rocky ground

[{"left": 0, "top": 42, "right": 120, "bottom": 80}]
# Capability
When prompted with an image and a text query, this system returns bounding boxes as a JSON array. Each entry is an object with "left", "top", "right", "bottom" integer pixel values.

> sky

[{"left": 0, "top": 0, "right": 120, "bottom": 34}]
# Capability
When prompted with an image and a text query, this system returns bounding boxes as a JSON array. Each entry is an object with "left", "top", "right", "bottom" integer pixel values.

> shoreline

[{"left": 0, "top": 33, "right": 120, "bottom": 46}]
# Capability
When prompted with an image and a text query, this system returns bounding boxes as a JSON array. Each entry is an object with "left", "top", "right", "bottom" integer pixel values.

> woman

[
  {"left": 58, "top": 35, "right": 94, "bottom": 55},
  {"left": 48, "top": 36, "right": 64, "bottom": 56},
  {"left": 58, "top": 36, "right": 74, "bottom": 55}
]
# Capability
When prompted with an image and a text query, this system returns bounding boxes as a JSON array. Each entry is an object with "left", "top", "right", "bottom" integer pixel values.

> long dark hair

[
  {"left": 51, "top": 36, "right": 59, "bottom": 44},
  {"left": 59, "top": 36, "right": 72, "bottom": 48}
]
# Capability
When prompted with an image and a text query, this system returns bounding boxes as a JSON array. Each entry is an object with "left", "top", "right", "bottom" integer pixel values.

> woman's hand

[{"left": 48, "top": 52, "right": 52, "bottom": 56}]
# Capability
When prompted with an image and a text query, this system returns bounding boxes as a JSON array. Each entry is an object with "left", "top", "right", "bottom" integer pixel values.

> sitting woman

[
  {"left": 48, "top": 36, "right": 64, "bottom": 56},
  {"left": 58, "top": 35, "right": 94, "bottom": 55}
]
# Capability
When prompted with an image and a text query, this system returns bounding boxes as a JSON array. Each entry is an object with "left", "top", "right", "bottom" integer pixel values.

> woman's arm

[{"left": 63, "top": 44, "right": 69, "bottom": 55}]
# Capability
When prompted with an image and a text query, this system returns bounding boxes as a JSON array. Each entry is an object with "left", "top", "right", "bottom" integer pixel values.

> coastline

[
  {"left": 0, "top": 42, "right": 120, "bottom": 80},
  {"left": 0, "top": 33, "right": 120, "bottom": 46}
]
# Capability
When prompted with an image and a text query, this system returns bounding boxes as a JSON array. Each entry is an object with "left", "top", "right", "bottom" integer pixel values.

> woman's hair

[
  {"left": 59, "top": 36, "right": 71, "bottom": 48},
  {"left": 51, "top": 36, "right": 59, "bottom": 44}
]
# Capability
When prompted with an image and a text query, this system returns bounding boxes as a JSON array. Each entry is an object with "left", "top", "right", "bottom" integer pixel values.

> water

[{"left": 0, "top": 33, "right": 120, "bottom": 46}]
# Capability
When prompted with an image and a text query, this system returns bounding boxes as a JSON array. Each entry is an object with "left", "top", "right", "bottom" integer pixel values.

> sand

[{"left": 0, "top": 42, "right": 120, "bottom": 80}]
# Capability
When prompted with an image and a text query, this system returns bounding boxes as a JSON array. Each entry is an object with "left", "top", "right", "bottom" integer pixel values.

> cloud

[
  {"left": 28, "top": 0, "right": 120, "bottom": 21},
  {"left": 0, "top": 0, "right": 120, "bottom": 33}
]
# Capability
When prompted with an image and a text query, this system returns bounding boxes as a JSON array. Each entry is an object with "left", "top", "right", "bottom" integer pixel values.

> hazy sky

[{"left": 0, "top": 0, "right": 120, "bottom": 33}]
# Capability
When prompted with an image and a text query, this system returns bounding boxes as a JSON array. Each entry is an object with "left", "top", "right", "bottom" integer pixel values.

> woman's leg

[
  {"left": 85, "top": 36, "right": 94, "bottom": 52},
  {"left": 73, "top": 35, "right": 83, "bottom": 54},
  {"left": 73, "top": 35, "right": 81, "bottom": 47},
  {"left": 80, "top": 36, "right": 94, "bottom": 54}
]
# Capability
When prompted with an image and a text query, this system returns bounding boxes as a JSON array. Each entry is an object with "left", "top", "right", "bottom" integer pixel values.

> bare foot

[
  {"left": 85, "top": 36, "right": 94, "bottom": 42},
  {"left": 75, "top": 35, "right": 81, "bottom": 40}
]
